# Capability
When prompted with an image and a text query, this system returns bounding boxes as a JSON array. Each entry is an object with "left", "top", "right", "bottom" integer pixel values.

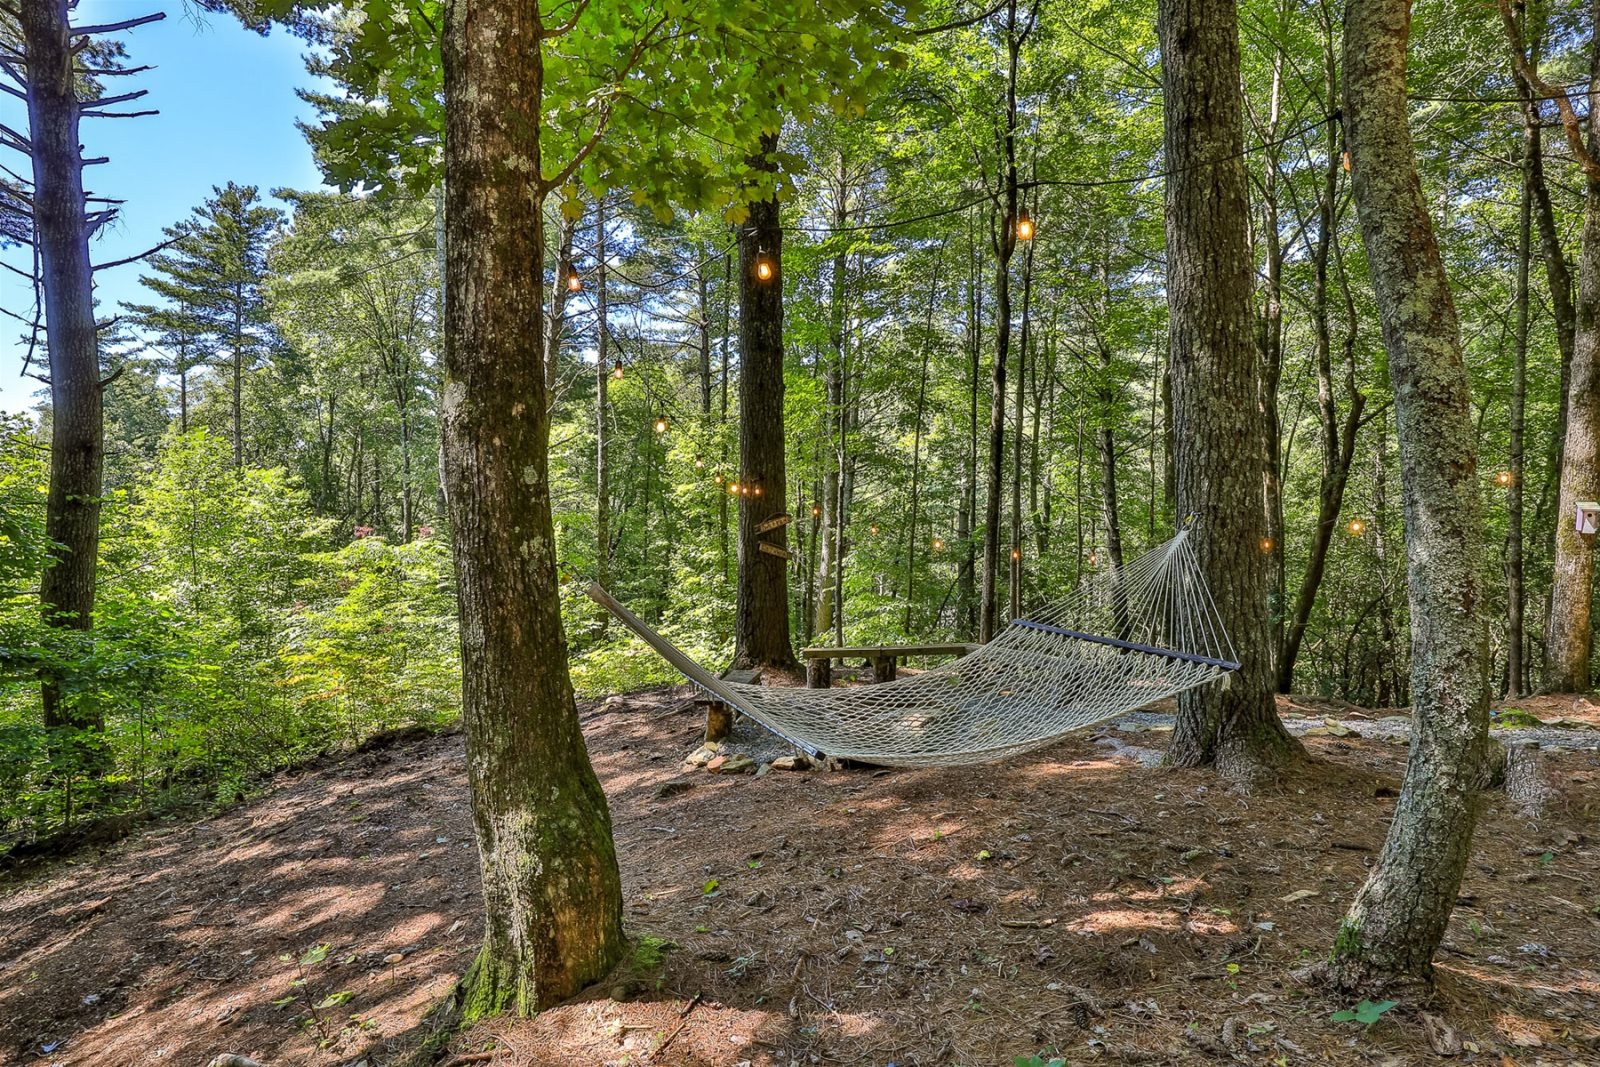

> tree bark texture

[
  {"left": 733, "top": 133, "right": 798, "bottom": 670},
  {"left": 440, "top": 0, "right": 625, "bottom": 1017},
  {"left": 1545, "top": 11, "right": 1600, "bottom": 694},
  {"left": 1333, "top": 0, "right": 1491, "bottom": 987},
  {"left": 1159, "top": 0, "right": 1301, "bottom": 774},
  {"left": 22, "top": 0, "right": 107, "bottom": 737}
]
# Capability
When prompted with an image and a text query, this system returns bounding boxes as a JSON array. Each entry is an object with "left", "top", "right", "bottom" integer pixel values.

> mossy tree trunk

[
  {"left": 1546, "top": 69, "right": 1600, "bottom": 693},
  {"left": 1158, "top": 0, "right": 1303, "bottom": 776},
  {"left": 1331, "top": 0, "right": 1491, "bottom": 988},
  {"left": 440, "top": 0, "right": 626, "bottom": 1017}
]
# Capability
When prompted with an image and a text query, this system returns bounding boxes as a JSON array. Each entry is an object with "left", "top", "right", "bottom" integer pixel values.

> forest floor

[{"left": 2, "top": 690, "right": 1598, "bottom": 1067}]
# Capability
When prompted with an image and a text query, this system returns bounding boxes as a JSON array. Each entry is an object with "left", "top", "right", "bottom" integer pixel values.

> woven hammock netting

[{"left": 589, "top": 528, "right": 1239, "bottom": 767}]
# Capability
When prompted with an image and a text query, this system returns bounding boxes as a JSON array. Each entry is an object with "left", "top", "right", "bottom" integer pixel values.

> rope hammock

[{"left": 587, "top": 528, "right": 1239, "bottom": 767}]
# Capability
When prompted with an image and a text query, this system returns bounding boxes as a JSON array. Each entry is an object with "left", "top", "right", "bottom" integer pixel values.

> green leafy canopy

[{"left": 225, "top": 0, "right": 919, "bottom": 218}]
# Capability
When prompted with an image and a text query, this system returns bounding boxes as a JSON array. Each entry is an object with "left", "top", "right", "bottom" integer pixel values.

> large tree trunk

[
  {"left": 22, "top": 0, "right": 107, "bottom": 740},
  {"left": 733, "top": 133, "right": 798, "bottom": 670},
  {"left": 1159, "top": 0, "right": 1301, "bottom": 775},
  {"left": 1544, "top": 20, "right": 1600, "bottom": 693},
  {"left": 1330, "top": 0, "right": 1490, "bottom": 988},
  {"left": 440, "top": 0, "right": 625, "bottom": 1017}
]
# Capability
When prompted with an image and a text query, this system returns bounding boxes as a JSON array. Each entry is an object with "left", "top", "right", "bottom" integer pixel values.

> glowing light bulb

[
  {"left": 694, "top": 455, "right": 705, "bottom": 469},
  {"left": 1260, "top": 537, "right": 1275, "bottom": 553},
  {"left": 932, "top": 537, "right": 945, "bottom": 551},
  {"left": 612, "top": 360, "right": 624, "bottom": 381},
  {"left": 812, "top": 505, "right": 822, "bottom": 517},
  {"left": 714, "top": 472, "right": 724, "bottom": 484},
  {"left": 1011, "top": 547, "right": 1021, "bottom": 561},
  {"left": 653, "top": 416, "right": 668, "bottom": 434},
  {"left": 1088, "top": 551, "right": 1098, "bottom": 566},
  {"left": 755, "top": 254, "right": 774, "bottom": 281},
  {"left": 566, "top": 271, "right": 583, "bottom": 293},
  {"left": 728, "top": 481, "right": 740, "bottom": 495},
  {"left": 753, "top": 485, "right": 762, "bottom": 496},
  {"left": 869, "top": 523, "right": 880, "bottom": 536},
  {"left": 1015, "top": 213, "right": 1034, "bottom": 241},
  {"left": 1496, "top": 470, "right": 1513, "bottom": 487},
  {"left": 1348, "top": 519, "right": 1366, "bottom": 536}
]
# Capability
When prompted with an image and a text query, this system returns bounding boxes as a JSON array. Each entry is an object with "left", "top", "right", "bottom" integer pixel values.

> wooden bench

[
  {"left": 693, "top": 668, "right": 760, "bottom": 741},
  {"left": 799, "top": 643, "right": 980, "bottom": 688}
]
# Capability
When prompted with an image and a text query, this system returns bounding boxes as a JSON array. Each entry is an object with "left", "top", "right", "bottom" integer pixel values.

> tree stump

[
  {"left": 704, "top": 702, "right": 733, "bottom": 742},
  {"left": 806, "top": 658, "right": 833, "bottom": 689}
]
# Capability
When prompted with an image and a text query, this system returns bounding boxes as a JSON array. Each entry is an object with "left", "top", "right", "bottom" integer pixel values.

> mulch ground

[{"left": 2, "top": 691, "right": 1597, "bottom": 1067}]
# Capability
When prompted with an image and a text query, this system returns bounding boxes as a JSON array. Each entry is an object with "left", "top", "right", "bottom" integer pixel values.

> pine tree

[{"left": 132, "top": 183, "right": 280, "bottom": 465}]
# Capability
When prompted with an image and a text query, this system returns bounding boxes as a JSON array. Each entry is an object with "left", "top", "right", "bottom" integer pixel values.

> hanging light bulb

[
  {"left": 1260, "top": 536, "right": 1275, "bottom": 553},
  {"left": 1495, "top": 470, "right": 1513, "bottom": 487},
  {"left": 870, "top": 523, "right": 880, "bottom": 536},
  {"left": 1088, "top": 551, "right": 1098, "bottom": 566},
  {"left": 694, "top": 454, "right": 705, "bottom": 469},
  {"left": 728, "top": 481, "right": 740, "bottom": 495},
  {"left": 653, "top": 415, "right": 668, "bottom": 434},
  {"left": 931, "top": 537, "right": 945, "bottom": 551},
  {"left": 565, "top": 266, "right": 583, "bottom": 293},
  {"left": 1011, "top": 547, "right": 1021, "bottom": 561},
  {"left": 752, "top": 484, "right": 762, "bottom": 496},
  {"left": 714, "top": 472, "right": 724, "bottom": 484},
  {"left": 1347, "top": 518, "right": 1366, "bottom": 536},
  {"left": 1015, "top": 211, "right": 1034, "bottom": 241},
  {"left": 812, "top": 505, "right": 822, "bottom": 517},
  {"left": 755, "top": 250, "right": 775, "bottom": 282},
  {"left": 612, "top": 359, "right": 624, "bottom": 381}
]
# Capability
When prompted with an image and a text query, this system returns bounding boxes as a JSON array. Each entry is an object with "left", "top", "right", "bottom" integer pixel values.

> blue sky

[{"left": 0, "top": 0, "right": 328, "bottom": 414}]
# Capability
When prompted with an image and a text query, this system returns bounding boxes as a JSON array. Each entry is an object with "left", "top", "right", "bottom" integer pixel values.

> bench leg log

[
  {"left": 870, "top": 655, "right": 897, "bottom": 683},
  {"left": 806, "top": 658, "right": 833, "bottom": 689},
  {"left": 705, "top": 701, "right": 734, "bottom": 742}
]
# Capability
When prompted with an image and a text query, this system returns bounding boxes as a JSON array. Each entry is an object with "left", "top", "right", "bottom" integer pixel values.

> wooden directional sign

[
  {"left": 755, "top": 513, "right": 793, "bottom": 534},
  {"left": 758, "top": 541, "right": 793, "bottom": 560}
]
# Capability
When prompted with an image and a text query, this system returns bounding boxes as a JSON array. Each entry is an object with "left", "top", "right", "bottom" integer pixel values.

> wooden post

[
  {"left": 705, "top": 702, "right": 733, "bottom": 742},
  {"left": 871, "top": 655, "right": 897, "bottom": 683},
  {"left": 806, "top": 657, "right": 833, "bottom": 689}
]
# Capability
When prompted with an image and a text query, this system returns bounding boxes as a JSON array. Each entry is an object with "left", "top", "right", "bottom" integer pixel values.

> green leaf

[
  {"left": 1331, "top": 999, "right": 1399, "bottom": 1025},
  {"left": 315, "top": 990, "right": 355, "bottom": 1009},
  {"left": 299, "top": 943, "right": 331, "bottom": 967}
]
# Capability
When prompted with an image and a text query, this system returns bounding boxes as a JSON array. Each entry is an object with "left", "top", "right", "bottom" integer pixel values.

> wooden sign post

[
  {"left": 758, "top": 541, "right": 793, "bottom": 560},
  {"left": 755, "top": 513, "right": 793, "bottom": 535}
]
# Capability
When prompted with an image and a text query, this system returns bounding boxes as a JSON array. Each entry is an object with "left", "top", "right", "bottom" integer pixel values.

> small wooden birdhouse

[{"left": 1577, "top": 501, "right": 1600, "bottom": 536}]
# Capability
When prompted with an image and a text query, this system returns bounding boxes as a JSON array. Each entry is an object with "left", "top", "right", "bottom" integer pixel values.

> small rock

[
  {"left": 771, "top": 754, "right": 811, "bottom": 771},
  {"left": 383, "top": 952, "right": 405, "bottom": 965},
  {"left": 1279, "top": 889, "right": 1317, "bottom": 903},
  {"left": 754, "top": 762, "right": 772, "bottom": 778},
  {"left": 684, "top": 743, "right": 721, "bottom": 768},
  {"left": 655, "top": 779, "right": 695, "bottom": 798},
  {"left": 716, "top": 754, "right": 757, "bottom": 775},
  {"left": 1421, "top": 1012, "right": 1462, "bottom": 1056},
  {"left": 705, "top": 755, "right": 728, "bottom": 773}
]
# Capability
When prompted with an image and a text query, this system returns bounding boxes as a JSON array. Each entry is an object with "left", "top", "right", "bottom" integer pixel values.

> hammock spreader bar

[{"left": 1008, "top": 619, "right": 1242, "bottom": 671}]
